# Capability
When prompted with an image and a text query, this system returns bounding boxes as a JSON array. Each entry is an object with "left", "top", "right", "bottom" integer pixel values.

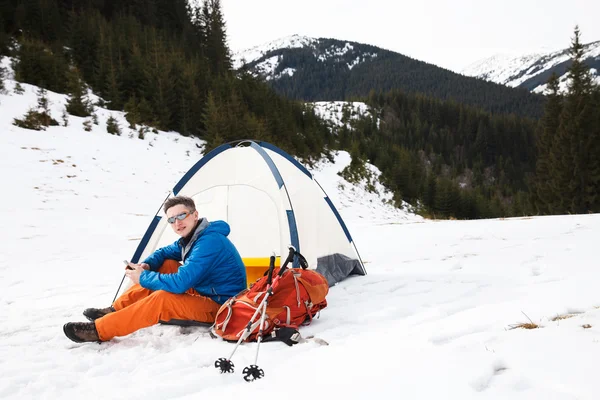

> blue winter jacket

[{"left": 139, "top": 219, "right": 246, "bottom": 304}]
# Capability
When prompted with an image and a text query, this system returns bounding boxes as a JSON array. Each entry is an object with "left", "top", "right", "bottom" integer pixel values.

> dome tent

[{"left": 126, "top": 140, "right": 365, "bottom": 290}]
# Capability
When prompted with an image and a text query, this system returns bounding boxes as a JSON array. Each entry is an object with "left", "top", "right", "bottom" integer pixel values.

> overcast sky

[{"left": 221, "top": 0, "right": 600, "bottom": 72}]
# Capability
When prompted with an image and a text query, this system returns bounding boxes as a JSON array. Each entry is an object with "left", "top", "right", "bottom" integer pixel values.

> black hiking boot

[
  {"left": 83, "top": 306, "right": 115, "bottom": 321},
  {"left": 63, "top": 322, "right": 102, "bottom": 343}
]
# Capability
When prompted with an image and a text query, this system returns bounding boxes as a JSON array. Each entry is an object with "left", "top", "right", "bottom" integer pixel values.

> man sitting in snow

[{"left": 63, "top": 195, "right": 247, "bottom": 343}]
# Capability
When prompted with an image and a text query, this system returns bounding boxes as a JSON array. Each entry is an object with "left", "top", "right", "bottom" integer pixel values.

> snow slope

[
  {"left": 310, "top": 101, "right": 374, "bottom": 129},
  {"left": 2, "top": 58, "right": 600, "bottom": 399}
]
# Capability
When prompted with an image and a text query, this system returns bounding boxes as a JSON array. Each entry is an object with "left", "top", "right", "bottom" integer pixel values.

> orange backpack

[{"left": 212, "top": 264, "right": 328, "bottom": 344}]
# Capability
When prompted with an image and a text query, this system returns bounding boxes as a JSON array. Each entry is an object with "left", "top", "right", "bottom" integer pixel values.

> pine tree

[
  {"left": 124, "top": 95, "right": 141, "bottom": 128},
  {"left": 424, "top": 173, "right": 436, "bottom": 211},
  {"left": 137, "top": 97, "right": 155, "bottom": 126},
  {"left": 534, "top": 73, "right": 562, "bottom": 213},
  {"left": 0, "top": 16, "right": 8, "bottom": 55},
  {"left": 203, "top": 0, "right": 232, "bottom": 76},
  {"left": 177, "top": 74, "right": 194, "bottom": 135},
  {"left": 202, "top": 91, "right": 227, "bottom": 151},
  {"left": 121, "top": 42, "right": 148, "bottom": 101},
  {"left": 106, "top": 115, "right": 121, "bottom": 135},
  {"left": 146, "top": 28, "right": 174, "bottom": 130},
  {"left": 0, "top": 62, "right": 6, "bottom": 93},
  {"left": 223, "top": 85, "right": 253, "bottom": 141},
  {"left": 434, "top": 178, "right": 459, "bottom": 218},
  {"left": 587, "top": 89, "right": 600, "bottom": 211},
  {"left": 457, "top": 190, "right": 477, "bottom": 220},
  {"left": 190, "top": 2, "right": 207, "bottom": 52},
  {"left": 65, "top": 67, "right": 92, "bottom": 117},
  {"left": 14, "top": 82, "right": 24, "bottom": 94},
  {"left": 105, "top": 63, "right": 122, "bottom": 110},
  {"left": 61, "top": 109, "right": 69, "bottom": 127},
  {"left": 552, "top": 26, "right": 597, "bottom": 214},
  {"left": 36, "top": 87, "right": 55, "bottom": 126},
  {"left": 13, "top": 87, "right": 58, "bottom": 130},
  {"left": 103, "top": 37, "right": 123, "bottom": 110},
  {"left": 200, "top": 1, "right": 211, "bottom": 57}
]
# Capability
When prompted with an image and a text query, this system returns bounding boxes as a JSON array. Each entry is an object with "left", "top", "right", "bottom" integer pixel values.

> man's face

[{"left": 166, "top": 204, "right": 198, "bottom": 238}]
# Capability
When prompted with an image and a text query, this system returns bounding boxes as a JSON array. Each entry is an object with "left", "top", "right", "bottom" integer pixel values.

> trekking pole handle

[
  {"left": 267, "top": 255, "right": 275, "bottom": 285},
  {"left": 278, "top": 246, "right": 296, "bottom": 277}
]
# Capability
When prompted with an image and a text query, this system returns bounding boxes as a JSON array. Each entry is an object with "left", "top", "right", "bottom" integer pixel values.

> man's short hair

[{"left": 163, "top": 196, "right": 196, "bottom": 214}]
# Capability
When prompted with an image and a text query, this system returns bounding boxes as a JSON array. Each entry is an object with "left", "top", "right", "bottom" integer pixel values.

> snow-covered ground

[
  {"left": 310, "top": 101, "right": 373, "bottom": 130},
  {"left": 2, "top": 60, "right": 600, "bottom": 399}
]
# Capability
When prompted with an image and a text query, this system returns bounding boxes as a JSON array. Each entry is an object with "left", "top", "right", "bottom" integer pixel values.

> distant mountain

[
  {"left": 461, "top": 40, "right": 600, "bottom": 94},
  {"left": 233, "top": 35, "right": 546, "bottom": 118}
]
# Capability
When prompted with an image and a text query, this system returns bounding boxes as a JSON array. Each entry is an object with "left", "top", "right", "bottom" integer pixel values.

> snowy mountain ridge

[
  {"left": 461, "top": 40, "right": 600, "bottom": 94},
  {"left": 237, "top": 35, "right": 600, "bottom": 96},
  {"left": 233, "top": 34, "right": 379, "bottom": 80},
  {"left": 233, "top": 34, "right": 318, "bottom": 69}
]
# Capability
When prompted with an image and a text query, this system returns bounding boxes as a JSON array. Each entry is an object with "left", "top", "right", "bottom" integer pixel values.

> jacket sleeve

[
  {"left": 139, "top": 236, "right": 222, "bottom": 293},
  {"left": 142, "top": 240, "right": 181, "bottom": 271}
]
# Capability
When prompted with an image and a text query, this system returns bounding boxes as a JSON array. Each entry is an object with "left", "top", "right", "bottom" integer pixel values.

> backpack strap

[{"left": 214, "top": 300, "right": 234, "bottom": 332}]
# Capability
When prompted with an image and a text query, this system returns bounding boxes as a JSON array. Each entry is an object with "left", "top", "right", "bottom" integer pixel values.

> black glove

[{"left": 264, "top": 327, "right": 301, "bottom": 346}]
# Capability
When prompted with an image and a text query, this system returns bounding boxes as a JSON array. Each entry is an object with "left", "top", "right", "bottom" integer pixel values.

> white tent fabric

[{"left": 129, "top": 140, "right": 365, "bottom": 286}]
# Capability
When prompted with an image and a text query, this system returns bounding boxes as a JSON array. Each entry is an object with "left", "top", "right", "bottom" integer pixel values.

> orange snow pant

[{"left": 95, "top": 260, "right": 220, "bottom": 341}]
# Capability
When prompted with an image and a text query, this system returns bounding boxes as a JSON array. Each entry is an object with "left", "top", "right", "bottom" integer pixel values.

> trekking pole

[
  {"left": 242, "top": 299, "right": 268, "bottom": 381},
  {"left": 243, "top": 247, "right": 298, "bottom": 381},
  {"left": 215, "top": 254, "right": 277, "bottom": 375},
  {"left": 215, "top": 247, "right": 297, "bottom": 378}
]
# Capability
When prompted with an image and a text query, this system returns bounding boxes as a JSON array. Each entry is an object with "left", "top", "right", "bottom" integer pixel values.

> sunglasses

[{"left": 167, "top": 211, "right": 194, "bottom": 224}]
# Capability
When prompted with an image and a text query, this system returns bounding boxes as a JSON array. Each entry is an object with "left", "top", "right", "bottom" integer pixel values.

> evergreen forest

[
  {"left": 0, "top": 0, "right": 334, "bottom": 160},
  {"left": 1, "top": 1, "right": 599, "bottom": 218},
  {"left": 339, "top": 28, "right": 600, "bottom": 218}
]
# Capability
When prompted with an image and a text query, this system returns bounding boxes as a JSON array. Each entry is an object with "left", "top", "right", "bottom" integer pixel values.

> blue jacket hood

[{"left": 204, "top": 220, "right": 230, "bottom": 237}]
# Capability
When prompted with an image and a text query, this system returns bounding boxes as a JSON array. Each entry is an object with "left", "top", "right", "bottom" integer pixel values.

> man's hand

[
  {"left": 125, "top": 263, "right": 147, "bottom": 285},
  {"left": 124, "top": 262, "right": 150, "bottom": 271}
]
